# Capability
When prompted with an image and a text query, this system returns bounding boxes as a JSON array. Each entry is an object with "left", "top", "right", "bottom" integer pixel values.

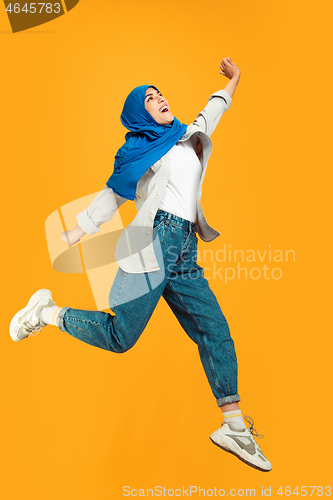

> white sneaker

[
  {"left": 10, "top": 289, "right": 55, "bottom": 342},
  {"left": 210, "top": 416, "right": 272, "bottom": 472}
]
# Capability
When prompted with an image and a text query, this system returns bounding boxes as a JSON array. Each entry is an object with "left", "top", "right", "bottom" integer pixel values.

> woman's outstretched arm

[
  {"left": 192, "top": 57, "right": 241, "bottom": 137},
  {"left": 220, "top": 57, "right": 241, "bottom": 98},
  {"left": 61, "top": 186, "right": 128, "bottom": 245}
]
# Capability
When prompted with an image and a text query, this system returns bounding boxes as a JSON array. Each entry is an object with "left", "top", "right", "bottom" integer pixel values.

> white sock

[
  {"left": 222, "top": 410, "right": 246, "bottom": 430},
  {"left": 40, "top": 306, "right": 62, "bottom": 326}
]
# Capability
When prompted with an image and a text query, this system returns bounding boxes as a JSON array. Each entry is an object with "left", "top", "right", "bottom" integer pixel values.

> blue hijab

[{"left": 106, "top": 85, "right": 187, "bottom": 201}]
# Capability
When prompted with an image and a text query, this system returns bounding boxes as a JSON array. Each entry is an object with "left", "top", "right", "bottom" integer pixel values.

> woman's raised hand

[{"left": 220, "top": 57, "right": 241, "bottom": 81}]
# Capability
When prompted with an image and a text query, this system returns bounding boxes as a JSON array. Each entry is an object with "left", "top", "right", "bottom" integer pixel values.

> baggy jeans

[{"left": 58, "top": 209, "right": 240, "bottom": 407}]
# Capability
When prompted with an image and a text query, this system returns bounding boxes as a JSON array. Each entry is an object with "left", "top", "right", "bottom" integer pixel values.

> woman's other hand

[
  {"left": 220, "top": 57, "right": 241, "bottom": 81},
  {"left": 61, "top": 225, "right": 86, "bottom": 245}
]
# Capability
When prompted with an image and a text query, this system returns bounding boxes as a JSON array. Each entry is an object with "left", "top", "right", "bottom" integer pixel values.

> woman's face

[{"left": 144, "top": 87, "right": 174, "bottom": 125}]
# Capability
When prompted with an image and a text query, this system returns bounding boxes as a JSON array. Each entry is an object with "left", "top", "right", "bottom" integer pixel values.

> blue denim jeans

[{"left": 58, "top": 209, "right": 240, "bottom": 407}]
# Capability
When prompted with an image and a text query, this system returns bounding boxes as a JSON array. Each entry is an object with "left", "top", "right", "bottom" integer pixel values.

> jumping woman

[{"left": 10, "top": 57, "right": 272, "bottom": 472}]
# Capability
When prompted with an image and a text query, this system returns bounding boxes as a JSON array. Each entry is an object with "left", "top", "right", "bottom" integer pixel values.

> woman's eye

[{"left": 146, "top": 94, "right": 162, "bottom": 102}]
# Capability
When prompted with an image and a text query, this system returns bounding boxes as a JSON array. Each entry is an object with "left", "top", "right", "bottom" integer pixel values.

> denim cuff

[
  {"left": 216, "top": 394, "right": 241, "bottom": 407},
  {"left": 57, "top": 306, "right": 70, "bottom": 332}
]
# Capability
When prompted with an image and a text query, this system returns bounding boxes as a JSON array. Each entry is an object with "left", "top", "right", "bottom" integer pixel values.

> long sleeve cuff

[
  {"left": 209, "top": 89, "right": 232, "bottom": 111},
  {"left": 77, "top": 209, "right": 100, "bottom": 235}
]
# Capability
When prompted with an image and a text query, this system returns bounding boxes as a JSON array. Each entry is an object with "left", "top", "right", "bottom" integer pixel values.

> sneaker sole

[
  {"left": 9, "top": 289, "right": 53, "bottom": 342},
  {"left": 209, "top": 435, "right": 272, "bottom": 472}
]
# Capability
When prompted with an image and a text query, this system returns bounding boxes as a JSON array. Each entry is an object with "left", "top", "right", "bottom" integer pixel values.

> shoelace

[
  {"left": 244, "top": 415, "right": 264, "bottom": 438},
  {"left": 28, "top": 327, "right": 42, "bottom": 337},
  {"left": 25, "top": 322, "right": 43, "bottom": 337}
]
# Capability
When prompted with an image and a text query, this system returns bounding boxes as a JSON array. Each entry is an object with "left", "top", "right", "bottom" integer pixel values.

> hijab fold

[{"left": 106, "top": 85, "right": 187, "bottom": 201}]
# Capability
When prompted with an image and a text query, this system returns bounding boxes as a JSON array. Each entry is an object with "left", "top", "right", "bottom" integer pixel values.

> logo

[
  {"left": 3, "top": 1, "right": 80, "bottom": 33},
  {"left": 45, "top": 193, "right": 165, "bottom": 311}
]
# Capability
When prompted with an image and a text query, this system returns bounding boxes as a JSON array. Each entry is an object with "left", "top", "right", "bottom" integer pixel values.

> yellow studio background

[{"left": 1, "top": 0, "right": 332, "bottom": 498}]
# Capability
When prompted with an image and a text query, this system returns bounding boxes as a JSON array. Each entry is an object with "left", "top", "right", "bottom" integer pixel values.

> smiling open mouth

[{"left": 159, "top": 106, "right": 169, "bottom": 113}]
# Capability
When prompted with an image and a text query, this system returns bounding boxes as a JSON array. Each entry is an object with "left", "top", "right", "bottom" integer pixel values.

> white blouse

[
  {"left": 77, "top": 135, "right": 203, "bottom": 234},
  {"left": 157, "top": 135, "right": 202, "bottom": 223}
]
